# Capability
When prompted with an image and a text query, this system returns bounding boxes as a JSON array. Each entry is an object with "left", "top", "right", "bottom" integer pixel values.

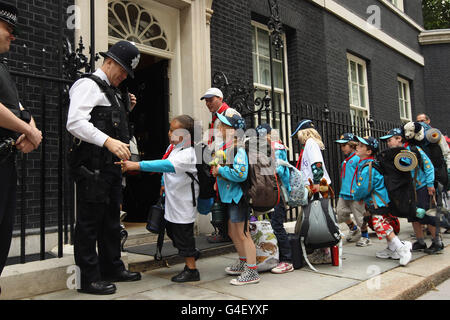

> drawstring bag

[{"left": 249, "top": 214, "right": 279, "bottom": 272}]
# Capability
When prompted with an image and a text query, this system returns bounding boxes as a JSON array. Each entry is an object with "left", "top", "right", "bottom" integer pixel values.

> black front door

[{"left": 122, "top": 59, "right": 169, "bottom": 222}]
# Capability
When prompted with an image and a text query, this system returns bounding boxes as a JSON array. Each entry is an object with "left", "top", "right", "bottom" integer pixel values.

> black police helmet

[
  {"left": 100, "top": 41, "right": 140, "bottom": 78},
  {"left": 0, "top": 2, "right": 19, "bottom": 36}
]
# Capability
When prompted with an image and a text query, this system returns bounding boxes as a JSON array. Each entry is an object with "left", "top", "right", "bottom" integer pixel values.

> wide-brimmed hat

[
  {"left": 100, "top": 41, "right": 140, "bottom": 78},
  {"left": 0, "top": 2, "right": 19, "bottom": 36}
]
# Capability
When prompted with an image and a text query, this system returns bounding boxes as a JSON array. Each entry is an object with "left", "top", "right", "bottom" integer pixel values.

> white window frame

[
  {"left": 252, "top": 21, "right": 292, "bottom": 159},
  {"left": 397, "top": 77, "right": 412, "bottom": 123},
  {"left": 387, "top": 0, "right": 404, "bottom": 12},
  {"left": 347, "top": 53, "right": 370, "bottom": 125}
]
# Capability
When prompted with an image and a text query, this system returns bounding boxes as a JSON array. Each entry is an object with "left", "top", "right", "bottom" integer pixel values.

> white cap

[{"left": 200, "top": 87, "right": 223, "bottom": 100}]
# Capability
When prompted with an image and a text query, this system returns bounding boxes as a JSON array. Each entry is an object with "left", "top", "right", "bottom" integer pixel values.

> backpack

[
  {"left": 232, "top": 139, "right": 281, "bottom": 213},
  {"left": 186, "top": 143, "right": 217, "bottom": 212},
  {"left": 299, "top": 195, "right": 342, "bottom": 272},
  {"left": 412, "top": 141, "right": 448, "bottom": 190},
  {"left": 299, "top": 196, "right": 341, "bottom": 250},
  {"left": 363, "top": 147, "right": 417, "bottom": 219},
  {"left": 277, "top": 159, "right": 309, "bottom": 207}
]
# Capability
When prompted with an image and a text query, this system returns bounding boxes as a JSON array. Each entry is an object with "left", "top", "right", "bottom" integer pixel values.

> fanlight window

[{"left": 108, "top": 0, "right": 169, "bottom": 51}]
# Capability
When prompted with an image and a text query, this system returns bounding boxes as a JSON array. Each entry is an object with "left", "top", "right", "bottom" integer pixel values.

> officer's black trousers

[
  {"left": 74, "top": 165, "right": 125, "bottom": 286},
  {"left": 0, "top": 157, "right": 16, "bottom": 276}
]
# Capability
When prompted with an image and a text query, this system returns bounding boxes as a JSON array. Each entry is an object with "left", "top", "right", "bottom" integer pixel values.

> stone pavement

[{"left": 26, "top": 219, "right": 450, "bottom": 301}]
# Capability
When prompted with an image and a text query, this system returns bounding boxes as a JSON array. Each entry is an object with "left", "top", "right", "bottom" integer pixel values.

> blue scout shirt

[
  {"left": 273, "top": 141, "right": 291, "bottom": 193},
  {"left": 217, "top": 146, "right": 248, "bottom": 204},
  {"left": 405, "top": 145, "right": 435, "bottom": 190},
  {"left": 339, "top": 152, "right": 360, "bottom": 200},
  {"left": 352, "top": 158, "right": 390, "bottom": 209}
]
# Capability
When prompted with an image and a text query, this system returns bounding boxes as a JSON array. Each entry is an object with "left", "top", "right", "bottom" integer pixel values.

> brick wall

[
  {"left": 210, "top": 0, "right": 425, "bottom": 122},
  {"left": 422, "top": 44, "right": 450, "bottom": 134},
  {"left": 323, "top": 10, "right": 426, "bottom": 121}
]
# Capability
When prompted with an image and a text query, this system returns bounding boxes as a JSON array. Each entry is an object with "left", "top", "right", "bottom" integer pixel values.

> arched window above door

[{"left": 108, "top": 0, "right": 169, "bottom": 51}]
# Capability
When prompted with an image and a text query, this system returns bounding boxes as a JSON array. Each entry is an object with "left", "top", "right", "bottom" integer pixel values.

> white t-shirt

[
  {"left": 300, "top": 138, "right": 331, "bottom": 185},
  {"left": 164, "top": 146, "right": 199, "bottom": 224}
]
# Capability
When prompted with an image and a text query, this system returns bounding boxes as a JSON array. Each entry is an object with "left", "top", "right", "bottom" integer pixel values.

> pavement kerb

[{"left": 324, "top": 243, "right": 450, "bottom": 300}]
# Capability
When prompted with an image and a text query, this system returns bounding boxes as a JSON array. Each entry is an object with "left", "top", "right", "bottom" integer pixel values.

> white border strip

[
  {"left": 419, "top": 29, "right": 450, "bottom": 45},
  {"left": 308, "top": 0, "right": 424, "bottom": 66}
]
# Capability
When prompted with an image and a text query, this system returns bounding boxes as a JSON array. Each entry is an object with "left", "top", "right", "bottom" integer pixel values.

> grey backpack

[{"left": 299, "top": 196, "right": 342, "bottom": 271}]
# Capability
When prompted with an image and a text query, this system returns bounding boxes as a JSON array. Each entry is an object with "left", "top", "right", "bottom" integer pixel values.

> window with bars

[
  {"left": 398, "top": 77, "right": 412, "bottom": 123},
  {"left": 252, "top": 22, "right": 289, "bottom": 136},
  {"left": 347, "top": 53, "right": 370, "bottom": 127}
]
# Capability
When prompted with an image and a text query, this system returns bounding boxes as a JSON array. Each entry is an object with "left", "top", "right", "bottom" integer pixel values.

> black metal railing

[{"left": 4, "top": 0, "right": 97, "bottom": 266}]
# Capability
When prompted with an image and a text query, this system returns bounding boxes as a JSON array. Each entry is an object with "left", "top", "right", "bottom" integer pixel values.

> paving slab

[
  {"left": 197, "top": 268, "right": 359, "bottom": 300},
  {"left": 29, "top": 272, "right": 172, "bottom": 300}
]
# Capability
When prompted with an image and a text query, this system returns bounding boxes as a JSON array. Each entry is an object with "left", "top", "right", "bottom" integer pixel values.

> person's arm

[
  {"left": 117, "top": 159, "right": 175, "bottom": 173},
  {"left": 352, "top": 167, "right": 370, "bottom": 201},
  {"left": 418, "top": 147, "right": 435, "bottom": 193},
  {"left": 15, "top": 103, "right": 40, "bottom": 153},
  {"left": 217, "top": 148, "right": 248, "bottom": 183},
  {"left": 0, "top": 102, "right": 42, "bottom": 148},
  {"left": 275, "top": 148, "right": 288, "bottom": 177},
  {"left": 140, "top": 160, "right": 175, "bottom": 173}
]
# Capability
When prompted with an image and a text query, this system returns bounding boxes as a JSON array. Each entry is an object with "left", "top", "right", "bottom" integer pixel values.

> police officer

[
  {"left": 0, "top": 2, "right": 42, "bottom": 289},
  {"left": 67, "top": 41, "right": 141, "bottom": 295}
]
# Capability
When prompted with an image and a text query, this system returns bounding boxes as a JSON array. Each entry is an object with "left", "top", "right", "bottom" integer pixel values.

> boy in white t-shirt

[{"left": 119, "top": 115, "right": 200, "bottom": 283}]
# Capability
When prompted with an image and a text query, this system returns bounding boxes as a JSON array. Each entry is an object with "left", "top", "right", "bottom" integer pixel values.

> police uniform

[
  {"left": 66, "top": 41, "right": 141, "bottom": 294},
  {"left": 0, "top": 62, "right": 20, "bottom": 277},
  {"left": 0, "top": 3, "right": 30, "bottom": 277}
]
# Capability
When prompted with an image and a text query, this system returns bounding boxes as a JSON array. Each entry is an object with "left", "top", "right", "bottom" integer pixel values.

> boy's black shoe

[
  {"left": 171, "top": 266, "right": 200, "bottom": 283},
  {"left": 412, "top": 241, "right": 427, "bottom": 252},
  {"left": 424, "top": 241, "right": 444, "bottom": 255}
]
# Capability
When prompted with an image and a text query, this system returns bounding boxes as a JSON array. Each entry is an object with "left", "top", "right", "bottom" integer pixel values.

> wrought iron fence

[{"left": 213, "top": 69, "right": 403, "bottom": 223}]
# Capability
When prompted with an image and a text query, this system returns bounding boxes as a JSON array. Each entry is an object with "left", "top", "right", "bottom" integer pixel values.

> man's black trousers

[
  {"left": 74, "top": 164, "right": 125, "bottom": 286},
  {"left": 0, "top": 157, "right": 16, "bottom": 276}
]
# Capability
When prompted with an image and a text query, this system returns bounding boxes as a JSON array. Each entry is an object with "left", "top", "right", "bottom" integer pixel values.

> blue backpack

[{"left": 277, "top": 159, "right": 309, "bottom": 207}]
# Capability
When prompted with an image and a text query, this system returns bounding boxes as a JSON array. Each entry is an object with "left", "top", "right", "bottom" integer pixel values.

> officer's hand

[
  {"left": 129, "top": 93, "right": 137, "bottom": 111},
  {"left": 105, "top": 137, "right": 131, "bottom": 160},
  {"left": 15, "top": 134, "right": 35, "bottom": 154},
  {"left": 427, "top": 186, "right": 436, "bottom": 196},
  {"left": 25, "top": 126, "right": 42, "bottom": 149}
]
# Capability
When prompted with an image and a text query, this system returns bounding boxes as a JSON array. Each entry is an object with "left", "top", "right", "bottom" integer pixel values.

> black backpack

[
  {"left": 363, "top": 147, "right": 417, "bottom": 219},
  {"left": 411, "top": 141, "right": 448, "bottom": 190},
  {"left": 185, "top": 143, "right": 217, "bottom": 206}
]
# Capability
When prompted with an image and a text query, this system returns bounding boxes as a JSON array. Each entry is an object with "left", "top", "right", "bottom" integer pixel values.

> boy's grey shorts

[{"left": 336, "top": 198, "right": 366, "bottom": 227}]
